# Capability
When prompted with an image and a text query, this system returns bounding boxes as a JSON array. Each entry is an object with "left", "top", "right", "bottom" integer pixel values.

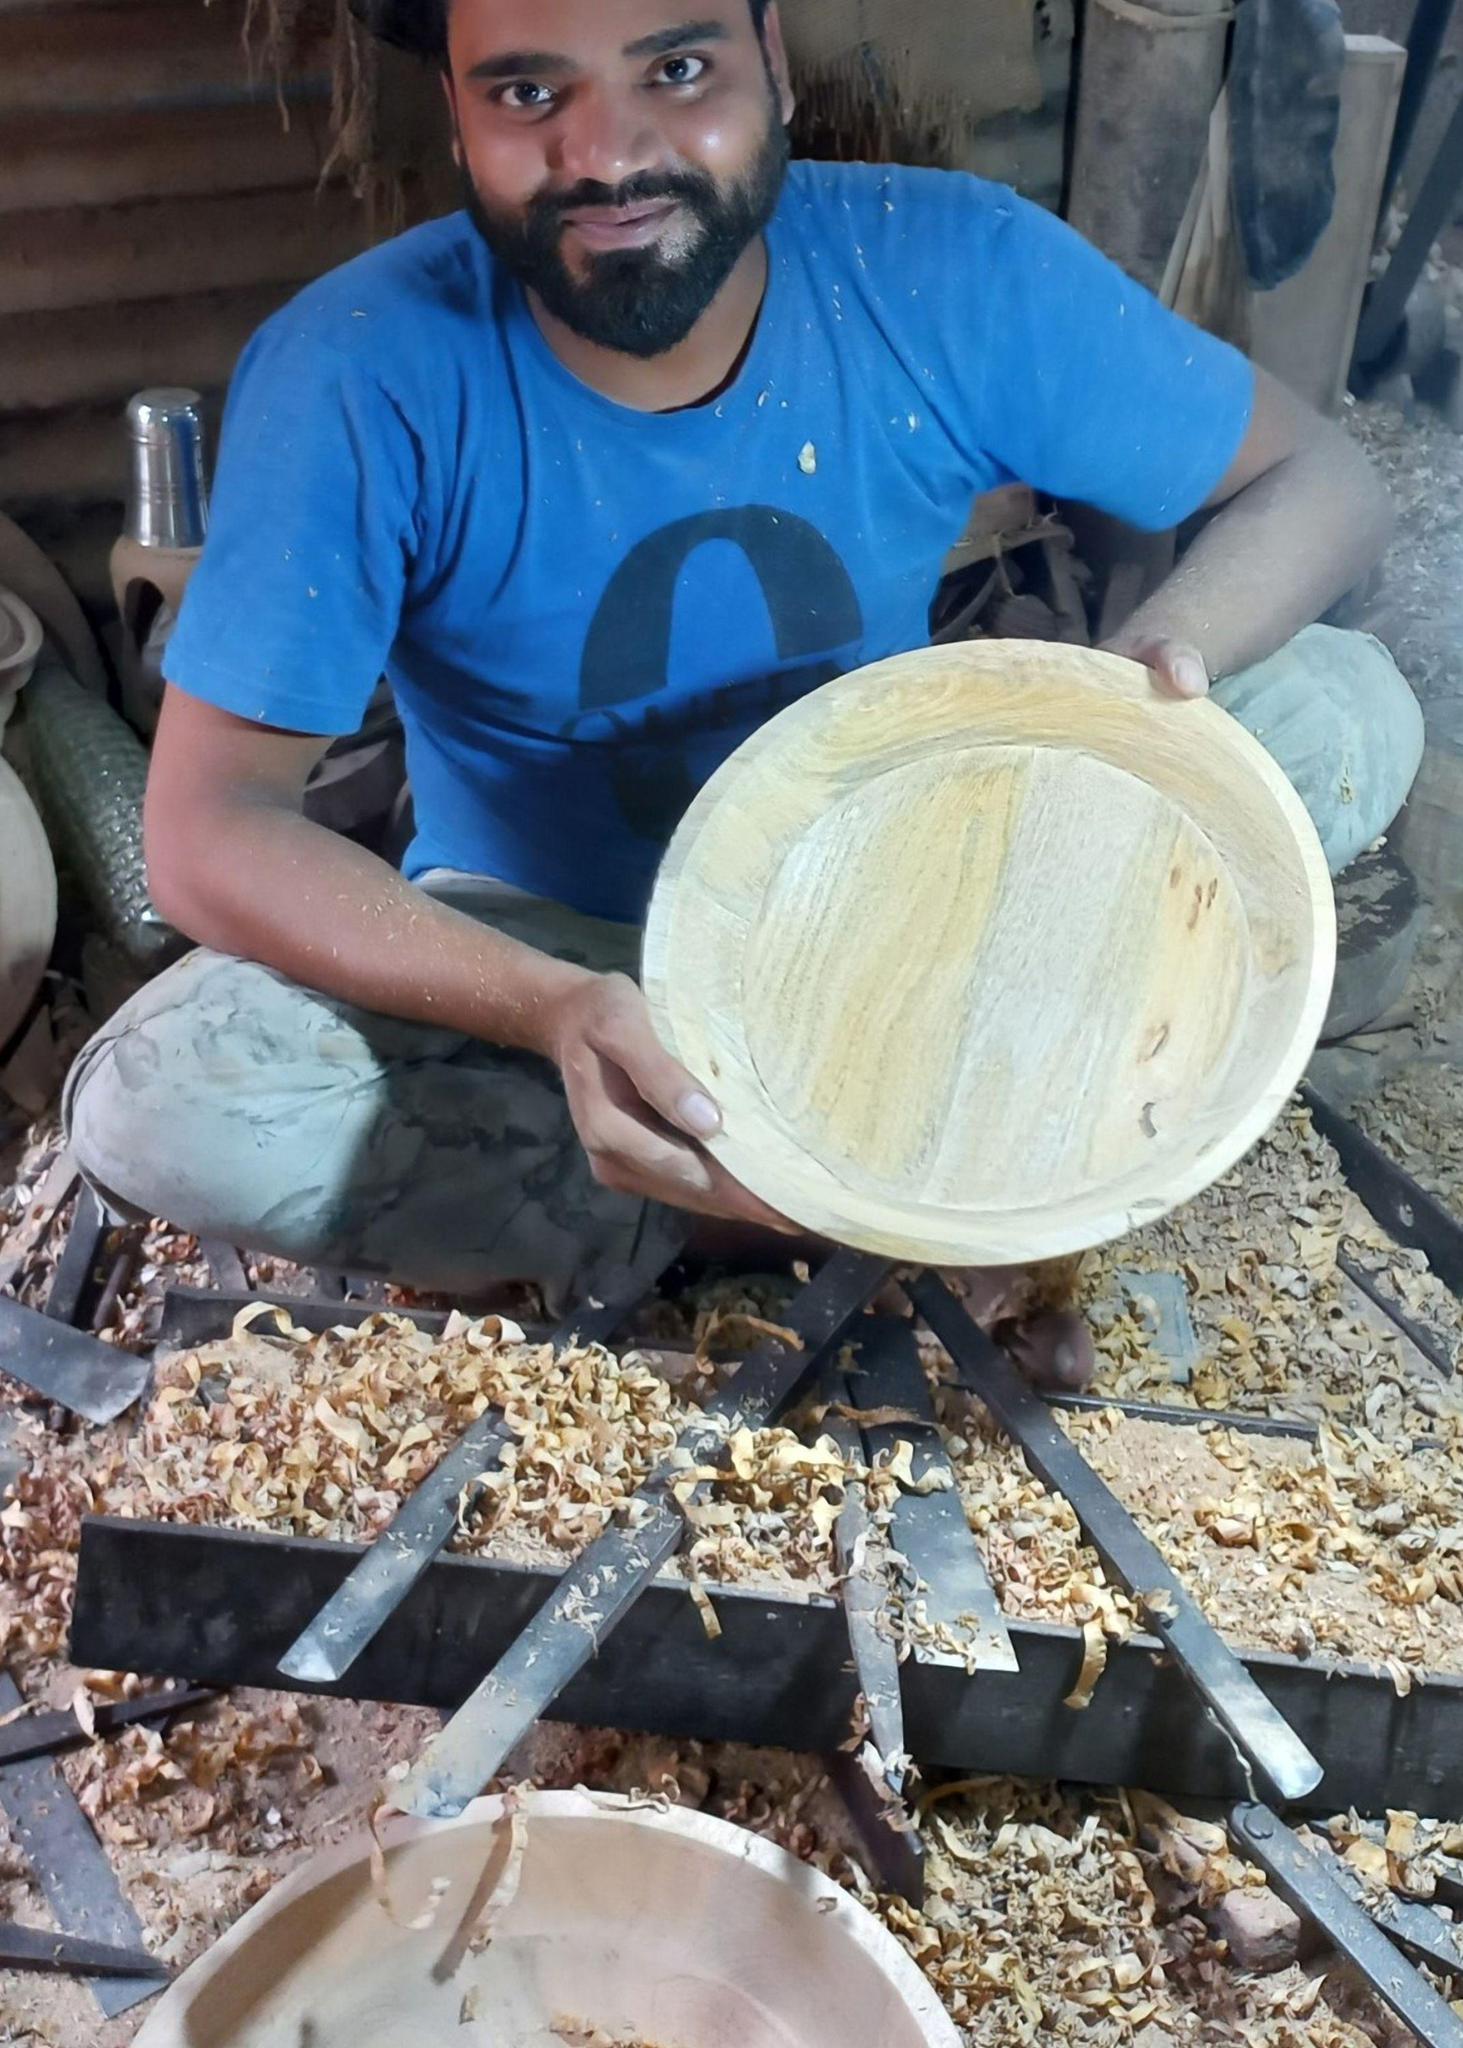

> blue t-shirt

[{"left": 166, "top": 160, "right": 1254, "bottom": 923}]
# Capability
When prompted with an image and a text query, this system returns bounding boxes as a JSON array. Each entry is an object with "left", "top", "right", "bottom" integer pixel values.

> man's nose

[{"left": 549, "top": 85, "right": 660, "bottom": 190}]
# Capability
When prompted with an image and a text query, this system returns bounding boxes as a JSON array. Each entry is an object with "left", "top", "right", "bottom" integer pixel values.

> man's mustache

[{"left": 537, "top": 171, "right": 717, "bottom": 221}]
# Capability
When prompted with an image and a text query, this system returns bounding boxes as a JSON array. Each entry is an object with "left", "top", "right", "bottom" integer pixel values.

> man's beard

[{"left": 461, "top": 117, "right": 790, "bottom": 360}]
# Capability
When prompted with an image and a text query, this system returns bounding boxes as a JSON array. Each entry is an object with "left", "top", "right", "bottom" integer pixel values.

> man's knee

[
  {"left": 1212, "top": 625, "right": 1424, "bottom": 875},
  {"left": 63, "top": 949, "right": 331, "bottom": 1237}
]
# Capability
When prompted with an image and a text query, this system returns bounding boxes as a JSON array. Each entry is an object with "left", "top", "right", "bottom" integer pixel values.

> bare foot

[
  {"left": 680, "top": 1234, "right": 1098, "bottom": 1392},
  {"left": 947, "top": 1269, "right": 1097, "bottom": 1393},
  {"left": 999, "top": 1307, "right": 1096, "bottom": 1392}
]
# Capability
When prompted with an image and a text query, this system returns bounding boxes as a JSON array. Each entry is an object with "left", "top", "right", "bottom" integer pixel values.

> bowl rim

[{"left": 133, "top": 1787, "right": 962, "bottom": 2047}]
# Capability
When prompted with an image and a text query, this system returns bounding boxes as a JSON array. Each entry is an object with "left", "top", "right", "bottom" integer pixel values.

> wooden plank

[{"left": 1250, "top": 37, "right": 1407, "bottom": 415}]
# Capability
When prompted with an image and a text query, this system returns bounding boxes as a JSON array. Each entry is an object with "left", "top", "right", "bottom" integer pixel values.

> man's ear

[
  {"left": 441, "top": 73, "right": 463, "bottom": 164},
  {"left": 760, "top": 4, "right": 798, "bottom": 126}
]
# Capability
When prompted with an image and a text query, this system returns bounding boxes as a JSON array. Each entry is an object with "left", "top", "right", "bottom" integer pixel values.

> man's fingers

[
  {"left": 1123, "top": 636, "right": 1210, "bottom": 701},
  {"left": 588, "top": 977, "right": 723, "bottom": 1138},
  {"left": 579, "top": 1053, "right": 795, "bottom": 1229},
  {"left": 1104, "top": 630, "right": 1211, "bottom": 701}
]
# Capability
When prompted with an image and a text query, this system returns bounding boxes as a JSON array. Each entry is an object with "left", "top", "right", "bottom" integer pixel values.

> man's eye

[
  {"left": 497, "top": 81, "right": 556, "bottom": 111},
  {"left": 654, "top": 54, "right": 708, "bottom": 87}
]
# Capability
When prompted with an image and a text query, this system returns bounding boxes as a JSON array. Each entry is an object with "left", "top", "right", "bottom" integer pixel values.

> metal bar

[
  {"left": 157, "top": 1287, "right": 449, "bottom": 1352},
  {"left": 0, "top": 1295, "right": 152, "bottom": 1424},
  {"left": 277, "top": 1408, "right": 514, "bottom": 1683},
  {"left": 907, "top": 1273, "right": 1324, "bottom": 1805},
  {"left": 827, "top": 1749, "right": 926, "bottom": 1907},
  {"left": 1316, "top": 1846, "right": 1463, "bottom": 1983},
  {"left": 74, "top": 1515, "right": 1463, "bottom": 1818},
  {"left": 0, "top": 1672, "right": 161, "bottom": 2019},
  {"left": 1229, "top": 1802, "right": 1463, "bottom": 2048},
  {"left": 199, "top": 1242, "right": 250, "bottom": 1295},
  {"left": 824, "top": 1391, "right": 906, "bottom": 1791},
  {"left": 277, "top": 1287, "right": 657, "bottom": 1683},
  {"left": 393, "top": 1249, "right": 893, "bottom": 1821},
  {"left": 1045, "top": 1388, "right": 1318, "bottom": 1442},
  {"left": 1379, "top": 0, "right": 1459, "bottom": 221},
  {"left": 0, "top": 1685, "right": 215, "bottom": 1769},
  {"left": 1304, "top": 1084, "right": 1463, "bottom": 1297},
  {"left": 43, "top": 1185, "right": 111, "bottom": 1328},
  {"left": 1339, "top": 1250, "right": 1456, "bottom": 1379},
  {"left": 0, "top": 1920, "right": 167, "bottom": 1979},
  {"left": 851, "top": 1320, "right": 1017, "bottom": 1670},
  {"left": 1356, "top": 85, "right": 1463, "bottom": 369}
]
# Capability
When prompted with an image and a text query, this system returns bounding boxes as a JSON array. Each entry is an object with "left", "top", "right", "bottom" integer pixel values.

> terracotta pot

[{"left": 134, "top": 1790, "right": 957, "bottom": 2048}]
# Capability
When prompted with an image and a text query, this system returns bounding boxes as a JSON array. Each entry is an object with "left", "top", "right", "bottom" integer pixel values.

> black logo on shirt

[{"left": 562, "top": 505, "right": 863, "bottom": 841}]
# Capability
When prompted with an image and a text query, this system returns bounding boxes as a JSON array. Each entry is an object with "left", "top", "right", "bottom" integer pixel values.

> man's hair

[{"left": 354, "top": 0, "right": 770, "bottom": 61}]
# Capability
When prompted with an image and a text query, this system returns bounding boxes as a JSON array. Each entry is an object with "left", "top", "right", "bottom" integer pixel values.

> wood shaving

[{"left": 1063, "top": 1617, "right": 1108, "bottom": 1709}]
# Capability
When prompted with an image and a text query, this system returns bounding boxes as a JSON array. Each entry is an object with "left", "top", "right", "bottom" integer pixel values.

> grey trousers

[{"left": 64, "top": 626, "right": 1424, "bottom": 1305}]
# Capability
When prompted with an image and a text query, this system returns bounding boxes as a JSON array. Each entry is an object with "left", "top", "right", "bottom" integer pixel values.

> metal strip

[
  {"left": 0, "top": 1920, "right": 167, "bottom": 1979},
  {"left": 198, "top": 1243, "right": 251, "bottom": 1295},
  {"left": 907, "top": 1274, "right": 1323, "bottom": 1804},
  {"left": 73, "top": 1517, "right": 1463, "bottom": 1817},
  {"left": 1317, "top": 1846, "right": 1463, "bottom": 1983},
  {"left": 0, "top": 1685, "right": 215, "bottom": 1769},
  {"left": 393, "top": 1249, "right": 893, "bottom": 1820},
  {"left": 851, "top": 1320, "right": 1017, "bottom": 1671},
  {"left": 277, "top": 1285, "right": 662, "bottom": 1683},
  {"left": 1304, "top": 1084, "right": 1463, "bottom": 1298},
  {"left": 824, "top": 1391, "right": 907, "bottom": 1790},
  {"left": 1045, "top": 1388, "right": 1318, "bottom": 1442},
  {"left": 827, "top": 1749, "right": 926, "bottom": 1908},
  {"left": 43, "top": 1185, "right": 112, "bottom": 1329},
  {"left": 1339, "top": 1251, "right": 1456, "bottom": 1380},
  {"left": 0, "top": 1295, "right": 152, "bottom": 1424},
  {"left": 0, "top": 1672, "right": 161, "bottom": 2019},
  {"left": 1229, "top": 1803, "right": 1463, "bottom": 2048}
]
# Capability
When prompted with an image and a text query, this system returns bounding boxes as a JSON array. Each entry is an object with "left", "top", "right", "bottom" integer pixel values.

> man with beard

[{"left": 66, "top": 0, "right": 1415, "bottom": 1385}]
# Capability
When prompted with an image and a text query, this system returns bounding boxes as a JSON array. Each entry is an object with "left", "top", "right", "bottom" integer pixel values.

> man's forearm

[
  {"left": 148, "top": 799, "right": 590, "bottom": 1056},
  {"left": 1109, "top": 425, "right": 1394, "bottom": 683}
]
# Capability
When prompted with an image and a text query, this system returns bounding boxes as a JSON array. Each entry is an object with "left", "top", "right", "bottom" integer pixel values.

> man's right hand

[{"left": 546, "top": 972, "right": 793, "bottom": 1228}]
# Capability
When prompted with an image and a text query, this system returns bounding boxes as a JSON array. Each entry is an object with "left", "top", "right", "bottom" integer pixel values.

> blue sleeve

[
  {"left": 971, "top": 191, "right": 1255, "bottom": 532},
  {"left": 163, "top": 317, "right": 422, "bottom": 735}
]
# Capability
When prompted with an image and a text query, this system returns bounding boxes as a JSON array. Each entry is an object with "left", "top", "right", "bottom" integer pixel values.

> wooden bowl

[
  {"left": 644, "top": 642, "right": 1335, "bottom": 1266},
  {"left": 133, "top": 1789, "right": 957, "bottom": 2048}
]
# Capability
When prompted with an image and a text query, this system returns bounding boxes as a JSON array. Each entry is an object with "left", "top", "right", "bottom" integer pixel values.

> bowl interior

[
  {"left": 145, "top": 1802, "right": 950, "bottom": 2048},
  {"left": 644, "top": 642, "right": 1335, "bottom": 1265}
]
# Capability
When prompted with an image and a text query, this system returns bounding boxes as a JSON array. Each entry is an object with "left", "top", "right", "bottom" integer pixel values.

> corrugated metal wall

[
  {"left": 0, "top": 0, "right": 1073, "bottom": 625},
  {"left": 0, "top": 0, "right": 374, "bottom": 617}
]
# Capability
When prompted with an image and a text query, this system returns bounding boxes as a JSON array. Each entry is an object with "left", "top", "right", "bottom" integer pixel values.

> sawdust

[
  {"left": 1344, "top": 393, "right": 1463, "bottom": 721},
  {"left": 1352, "top": 1058, "right": 1463, "bottom": 1217},
  {"left": 9, "top": 1103, "right": 1461, "bottom": 1685},
  {"left": 859, "top": 1776, "right": 1455, "bottom": 2047}
]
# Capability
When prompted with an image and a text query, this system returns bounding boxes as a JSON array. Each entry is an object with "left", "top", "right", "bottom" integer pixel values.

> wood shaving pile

[
  {"left": 1353, "top": 1059, "right": 1463, "bottom": 1218},
  {"left": 848, "top": 1776, "right": 1451, "bottom": 2048},
  {"left": 10, "top": 1105, "right": 1463, "bottom": 1688},
  {"left": 926, "top": 1106, "right": 1463, "bottom": 1674}
]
